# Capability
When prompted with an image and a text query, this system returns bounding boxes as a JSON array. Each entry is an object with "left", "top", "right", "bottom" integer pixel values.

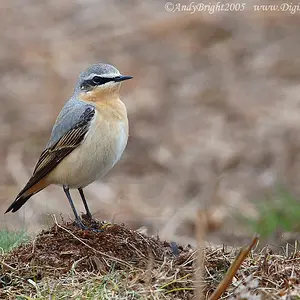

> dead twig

[
  {"left": 209, "top": 235, "right": 259, "bottom": 300},
  {"left": 0, "top": 260, "right": 16, "bottom": 272}
]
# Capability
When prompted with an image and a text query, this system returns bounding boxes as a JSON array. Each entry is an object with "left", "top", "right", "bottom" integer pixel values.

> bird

[{"left": 5, "top": 63, "right": 132, "bottom": 229}]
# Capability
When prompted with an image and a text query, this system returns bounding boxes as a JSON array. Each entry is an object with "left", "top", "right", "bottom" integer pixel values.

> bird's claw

[{"left": 75, "top": 219, "right": 103, "bottom": 232}]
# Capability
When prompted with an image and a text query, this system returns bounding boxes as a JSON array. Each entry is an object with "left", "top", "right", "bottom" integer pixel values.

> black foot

[
  {"left": 74, "top": 219, "right": 103, "bottom": 233},
  {"left": 82, "top": 212, "right": 93, "bottom": 220},
  {"left": 75, "top": 219, "right": 89, "bottom": 230}
]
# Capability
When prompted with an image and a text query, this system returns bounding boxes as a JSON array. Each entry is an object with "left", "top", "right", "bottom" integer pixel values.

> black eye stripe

[
  {"left": 80, "top": 76, "right": 117, "bottom": 90},
  {"left": 90, "top": 76, "right": 113, "bottom": 85}
]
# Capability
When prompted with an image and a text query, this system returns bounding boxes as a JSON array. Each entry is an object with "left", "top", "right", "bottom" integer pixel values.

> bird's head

[{"left": 76, "top": 63, "right": 132, "bottom": 101}]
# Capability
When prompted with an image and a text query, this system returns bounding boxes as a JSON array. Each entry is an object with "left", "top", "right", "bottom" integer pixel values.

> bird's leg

[
  {"left": 63, "top": 185, "right": 87, "bottom": 229},
  {"left": 78, "top": 188, "right": 92, "bottom": 219}
]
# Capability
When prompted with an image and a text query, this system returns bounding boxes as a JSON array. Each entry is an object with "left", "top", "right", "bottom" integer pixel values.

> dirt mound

[
  {"left": 1, "top": 220, "right": 196, "bottom": 299},
  {"left": 1, "top": 222, "right": 300, "bottom": 299},
  {"left": 3, "top": 219, "right": 190, "bottom": 278}
]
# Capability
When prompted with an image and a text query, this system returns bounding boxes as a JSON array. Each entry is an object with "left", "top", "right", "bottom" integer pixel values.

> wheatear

[{"left": 5, "top": 63, "right": 132, "bottom": 229}]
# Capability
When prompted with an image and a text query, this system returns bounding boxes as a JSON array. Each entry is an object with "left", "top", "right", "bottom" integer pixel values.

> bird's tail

[
  {"left": 5, "top": 179, "right": 49, "bottom": 213},
  {"left": 5, "top": 194, "right": 33, "bottom": 213}
]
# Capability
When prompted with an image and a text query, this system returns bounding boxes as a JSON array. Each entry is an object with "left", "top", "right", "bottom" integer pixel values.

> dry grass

[
  {"left": 1, "top": 1, "right": 300, "bottom": 249},
  {"left": 0, "top": 220, "right": 300, "bottom": 299}
]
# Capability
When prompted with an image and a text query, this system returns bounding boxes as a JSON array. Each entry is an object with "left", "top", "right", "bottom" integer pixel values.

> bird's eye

[{"left": 92, "top": 76, "right": 103, "bottom": 84}]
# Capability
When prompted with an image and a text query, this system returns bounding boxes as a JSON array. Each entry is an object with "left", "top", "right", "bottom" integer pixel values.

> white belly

[{"left": 48, "top": 113, "right": 128, "bottom": 188}]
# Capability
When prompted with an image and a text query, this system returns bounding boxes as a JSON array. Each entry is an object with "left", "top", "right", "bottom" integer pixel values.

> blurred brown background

[{"left": 1, "top": 0, "right": 300, "bottom": 246}]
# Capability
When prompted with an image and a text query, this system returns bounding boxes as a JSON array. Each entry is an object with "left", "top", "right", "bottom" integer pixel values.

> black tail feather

[{"left": 5, "top": 194, "right": 33, "bottom": 213}]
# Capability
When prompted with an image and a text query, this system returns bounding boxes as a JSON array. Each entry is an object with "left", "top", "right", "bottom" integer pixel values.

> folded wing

[{"left": 5, "top": 105, "right": 96, "bottom": 213}]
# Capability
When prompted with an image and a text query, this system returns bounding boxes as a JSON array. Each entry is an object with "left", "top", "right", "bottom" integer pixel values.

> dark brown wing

[
  {"left": 5, "top": 106, "right": 95, "bottom": 214},
  {"left": 21, "top": 107, "right": 95, "bottom": 197}
]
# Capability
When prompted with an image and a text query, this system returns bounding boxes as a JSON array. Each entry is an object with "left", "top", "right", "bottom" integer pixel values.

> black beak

[{"left": 114, "top": 75, "right": 133, "bottom": 82}]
